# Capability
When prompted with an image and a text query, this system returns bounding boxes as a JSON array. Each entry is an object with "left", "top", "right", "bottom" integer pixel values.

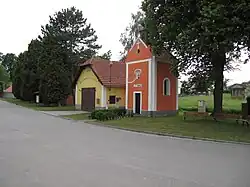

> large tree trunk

[{"left": 211, "top": 50, "right": 226, "bottom": 114}]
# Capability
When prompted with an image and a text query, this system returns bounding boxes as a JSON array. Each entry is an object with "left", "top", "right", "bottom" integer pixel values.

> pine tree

[
  {"left": 0, "top": 64, "right": 9, "bottom": 91},
  {"left": 41, "top": 6, "right": 101, "bottom": 99},
  {"left": 38, "top": 36, "right": 71, "bottom": 105},
  {"left": 98, "top": 50, "right": 112, "bottom": 60},
  {"left": 12, "top": 52, "right": 26, "bottom": 99},
  {"left": 1, "top": 53, "right": 17, "bottom": 81},
  {"left": 12, "top": 7, "right": 102, "bottom": 105}
]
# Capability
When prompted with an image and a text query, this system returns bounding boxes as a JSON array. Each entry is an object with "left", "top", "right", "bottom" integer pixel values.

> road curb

[{"left": 1, "top": 101, "right": 249, "bottom": 146}]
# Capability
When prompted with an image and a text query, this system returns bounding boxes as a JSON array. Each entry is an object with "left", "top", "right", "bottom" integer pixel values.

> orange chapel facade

[{"left": 125, "top": 38, "right": 178, "bottom": 116}]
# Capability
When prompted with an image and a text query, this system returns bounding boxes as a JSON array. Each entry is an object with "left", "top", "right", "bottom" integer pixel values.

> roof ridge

[{"left": 75, "top": 57, "right": 126, "bottom": 88}]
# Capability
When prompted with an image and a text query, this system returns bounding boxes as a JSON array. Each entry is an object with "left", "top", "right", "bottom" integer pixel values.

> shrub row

[
  {"left": 179, "top": 107, "right": 241, "bottom": 114},
  {"left": 90, "top": 108, "right": 133, "bottom": 121}
]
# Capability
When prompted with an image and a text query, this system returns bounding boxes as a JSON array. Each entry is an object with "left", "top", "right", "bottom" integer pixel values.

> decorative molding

[
  {"left": 163, "top": 78, "right": 171, "bottom": 96},
  {"left": 126, "top": 58, "right": 151, "bottom": 65},
  {"left": 152, "top": 56, "right": 157, "bottom": 111},
  {"left": 148, "top": 58, "right": 152, "bottom": 111},
  {"left": 129, "top": 37, "right": 148, "bottom": 52},
  {"left": 78, "top": 77, "right": 99, "bottom": 84},
  {"left": 176, "top": 78, "right": 179, "bottom": 110},
  {"left": 125, "top": 63, "right": 128, "bottom": 110},
  {"left": 101, "top": 85, "right": 107, "bottom": 108},
  {"left": 128, "top": 69, "right": 142, "bottom": 84},
  {"left": 133, "top": 84, "right": 142, "bottom": 88},
  {"left": 104, "top": 87, "right": 108, "bottom": 109},
  {"left": 75, "top": 84, "right": 78, "bottom": 105}
]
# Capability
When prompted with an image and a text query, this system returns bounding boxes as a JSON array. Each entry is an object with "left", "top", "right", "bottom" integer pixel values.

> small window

[
  {"left": 163, "top": 78, "right": 170, "bottom": 96},
  {"left": 109, "top": 95, "right": 116, "bottom": 104}
]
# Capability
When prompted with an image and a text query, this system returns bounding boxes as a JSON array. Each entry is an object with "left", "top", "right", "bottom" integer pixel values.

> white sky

[{"left": 0, "top": 0, "right": 249, "bottom": 85}]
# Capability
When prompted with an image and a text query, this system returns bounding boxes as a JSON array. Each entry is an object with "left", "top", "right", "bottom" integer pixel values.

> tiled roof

[
  {"left": 79, "top": 58, "right": 126, "bottom": 87},
  {"left": 230, "top": 83, "right": 247, "bottom": 89}
]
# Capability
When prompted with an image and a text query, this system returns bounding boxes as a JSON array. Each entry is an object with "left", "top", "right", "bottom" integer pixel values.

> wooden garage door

[{"left": 81, "top": 88, "right": 95, "bottom": 112}]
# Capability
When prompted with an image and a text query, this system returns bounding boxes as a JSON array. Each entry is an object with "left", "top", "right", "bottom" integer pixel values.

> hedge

[{"left": 90, "top": 108, "right": 133, "bottom": 121}]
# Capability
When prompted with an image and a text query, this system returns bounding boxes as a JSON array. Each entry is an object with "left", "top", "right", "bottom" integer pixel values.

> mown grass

[
  {"left": 1, "top": 98, "right": 76, "bottom": 111},
  {"left": 63, "top": 113, "right": 90, "bottom": 120},
  {"left": 179, "top": 94, "right": 242, "bottom": 112},
  {"left": 105, "top": 115, "right": 250, "bottom": 143},
  {"left": 64, "top": 94, "right": 250, "bottom": 143},
  {"left": 5, "top": 95, "right": 250, "bottom": 143},
  {"left": 64, "top": 112, "right": 250, "bottom": 143}
]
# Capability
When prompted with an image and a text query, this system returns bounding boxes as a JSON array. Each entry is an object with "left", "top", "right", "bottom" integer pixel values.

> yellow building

[{"left": 74, "top": 58, "right": 126, "bottom": 111}]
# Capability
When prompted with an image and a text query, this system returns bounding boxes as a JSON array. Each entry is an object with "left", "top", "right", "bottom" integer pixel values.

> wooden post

[{"left": 242, "top": 103, "right": 248, "bottom": 119}]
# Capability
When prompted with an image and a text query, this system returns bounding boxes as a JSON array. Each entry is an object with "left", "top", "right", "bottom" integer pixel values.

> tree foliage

[
  {"left": 1, "top": 53, "right": 17, "bottom": 81},
  {"left": 38, "top": 36, "right": 71, "bottom": 105},
  {"left": 0, "top": 52, "right": 3, "bottom": 62},
  {"left": 0, "top": 62, "right": 9, "bottom": 83},
  {"left": 142, "top": 0, "right": 250, "bottom": 113},
  {"left": 98, "top": 50, "right": 112, "bottom": 60},
  {"left": 12, "top": 6, "right": 101, "bottom": 105},
  {"left": 223, "top": 78, "right": 230, "bottom": 91},
  {"left": 187, "top": 60, "right": 214, "bottom": 94},
  {"left": 41, "top": 7, "right": 101, "bottom": 78},
  {"left": 180, "top": 80, "right": 192, "bottom": 95},
  {"left": 12, "top": 52, "right": 26, "bottom": 99},
  {"left": 120, "top": 11, "right": 145, "bottom": 56},
  {"left": 39, "top": 6, "right": 101, "bottom": 103},
  {"left": 0, "top": 64, "right": 9, "bottom": 92}
]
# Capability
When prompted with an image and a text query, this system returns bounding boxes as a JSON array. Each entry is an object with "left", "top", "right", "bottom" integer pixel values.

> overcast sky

[{"left": 0, "top": 0, "right": 249, "bottom": 85}]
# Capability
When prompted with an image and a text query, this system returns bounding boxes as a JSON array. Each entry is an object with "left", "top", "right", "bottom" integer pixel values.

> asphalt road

[{"left": 0, "top": 100, "right": 250, "bottom": 187}]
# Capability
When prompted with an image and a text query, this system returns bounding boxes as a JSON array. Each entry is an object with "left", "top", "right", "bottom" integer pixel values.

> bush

[
  {"left": 223, "top": 108, "right": 241, "bottom": 114},
  {"left": 90, "top": 110, "right": 99, "bottom": 119},
  {"left": 95, "top": 111, "right": 106, "bottom": 121},
  {"left": 126, "top": 110, "right": 134, "bottom": 117},
  {"left": 90, "top": 108, "right": 129, "bottom": 121},
  {"left": 223, "top": 90, "right": 231, "bottom": 94},
  {"left": 112, "top": 108, "right": 126, "bottom": 117}
]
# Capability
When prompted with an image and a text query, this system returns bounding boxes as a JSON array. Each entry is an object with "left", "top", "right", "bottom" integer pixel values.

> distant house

[
  {"left": 3, "top": 85, "right": 14, "bottom": 98},
  {"left": 230, "top": 84, "right": 245, "bottom": 98},
  {"left": 74, "top": 58, "right": 126, "bottom": 111}
]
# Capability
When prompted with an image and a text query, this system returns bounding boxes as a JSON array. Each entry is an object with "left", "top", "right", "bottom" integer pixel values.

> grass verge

[
  {"left": 179, "top": 94, "right": 242, "bottom": 113},
  {"left": 1, "top": 98, "right": 76, "bottom": 111},
  {"left": 63, "top": 113, "right": 90, "bottom": 120},
  {"left": 65, "top": 114, "right": 250, "bottom": 143}
]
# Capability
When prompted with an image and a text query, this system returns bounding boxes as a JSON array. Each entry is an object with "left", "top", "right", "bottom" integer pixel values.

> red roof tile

[
  {"left": 4, "top": 85, "right": 12, "bottom": 93},
  {"left": 79, "top": 58, "right": 126, "bottom": 87}
]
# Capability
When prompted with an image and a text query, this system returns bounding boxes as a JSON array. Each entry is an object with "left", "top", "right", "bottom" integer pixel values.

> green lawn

[
  {"left": 64, "top": 113, "right": 250, "bottom": 143},
  {"left": 4, "top": 94, "right": 250, "bottom": 143},
  {"left": 105, "top": 116, "right": 250, "bottom": 143},
  {"left": 63, "top": 94, "right": 250, "bottom": 143},
  {"left": 179, "top": 94, "right": 242, "bottom": 112},
  {"left": 63, "top": 113, "right": 90, "bottom": 120},
  {"left": 1, "top": 98, "right": 76, "bottom": 111}
]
